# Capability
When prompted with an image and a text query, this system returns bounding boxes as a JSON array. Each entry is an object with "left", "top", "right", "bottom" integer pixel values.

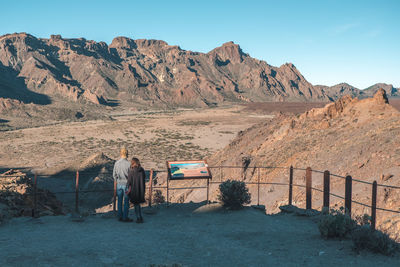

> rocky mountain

[
  {"left": 314, "top": 83, "right": 361, "bottom": 99},
  {"left": 0, "top": 33, "right": 331, "bottom": 108},
  {"left": 363, "top": 83, "right": 399, "bottom": 97},
  {"left": 318, "top": 82, "right": 400, "bottom": 100},
  {"left": 1, "top": 32, "right": 398, "bottom": 109},
  {"left": 177, "top": 89, "right": 400, "bottom": 237}
]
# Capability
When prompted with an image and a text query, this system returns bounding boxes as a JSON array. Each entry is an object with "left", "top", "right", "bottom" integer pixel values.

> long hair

[{"left": 131, "top": 157, "right": 141, "bottom": 169}]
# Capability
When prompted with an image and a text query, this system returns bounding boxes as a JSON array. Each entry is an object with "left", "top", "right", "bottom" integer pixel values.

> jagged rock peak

[
  {"left": 279, "top": 63, "right": 301, "bottom": 73},
  {"left": 109, "top": 36, "right": 137, "bottom": 49},
  {"left": 208, "top": 41, "right": 247, "bottom": 62},
  {"left": 50, "top": 34, "right": 62, "bottom": 41},
  {"left": 0, "top": 32, "right": 40, "bottom": 47},
  {"left": 0, "top": 32, "right": 34, "bottom": 41},
  {"left": 134, "top": 39, "right": 169, "bottom": 48},
  {"left": 373, "top": 88, "right": 389, "bottom": 104}
]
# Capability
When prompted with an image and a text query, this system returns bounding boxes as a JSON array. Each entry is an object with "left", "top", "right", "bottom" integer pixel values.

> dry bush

[
  {"left": 319, "top": 208, "right": 399, "bottom": 255},
  {"left": 218, "top": 180, "right": 251, "bottom": 209},
  {"left": 153, "top": 190, "right": 165, "bottom": 205},
  {"left": 352, "top": 225, "right": 399, "bottom": 255},
  {"left": 318, "top": 207, "right": 356, "bottom": 239},
  {"left": 354, "top": 213, "right": 371, "bottom": 226}
]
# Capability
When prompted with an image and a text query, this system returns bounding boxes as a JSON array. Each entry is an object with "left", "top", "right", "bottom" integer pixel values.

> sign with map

[{"left": 167, "top": 160, "right": 212, "bottom": 180}]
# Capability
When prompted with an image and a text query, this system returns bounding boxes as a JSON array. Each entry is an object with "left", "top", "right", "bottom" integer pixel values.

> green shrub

[
  {"left": 218, "top": 180, "right": 251, "bottom": 209},
  {"left": 318, "top": 207, "right": 356, "bottom": 239},
  {"left": 352, "top": 225, "right": 399, "bottom": 255}
]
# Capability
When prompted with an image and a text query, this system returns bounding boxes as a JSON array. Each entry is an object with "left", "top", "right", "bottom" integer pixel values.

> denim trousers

[{"left": 117, "top": 184, "right": 129, "bottom": 219}]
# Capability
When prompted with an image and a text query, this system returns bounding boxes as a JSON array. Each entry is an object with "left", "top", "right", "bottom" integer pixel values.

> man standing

[{"left": 113, "top": 148, "right": 132, "bottom": 222}]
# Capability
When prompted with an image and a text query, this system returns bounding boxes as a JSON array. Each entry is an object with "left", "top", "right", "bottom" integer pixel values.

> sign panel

[{"left": 167, "top": 160, "right": 212, "bottom": 180}]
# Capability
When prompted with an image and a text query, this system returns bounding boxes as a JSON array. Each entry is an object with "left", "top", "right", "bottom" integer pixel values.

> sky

[{"left": 1, "top": 0, "right": 399, "bottom": 88}]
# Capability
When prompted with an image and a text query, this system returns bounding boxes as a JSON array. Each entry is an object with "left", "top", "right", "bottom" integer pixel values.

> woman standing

[{"left": 127, "top": 157, "right": 146, "bottom": 223}]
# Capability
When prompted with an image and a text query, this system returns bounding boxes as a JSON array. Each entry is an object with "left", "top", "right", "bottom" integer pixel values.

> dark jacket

[{"left": 127, "top": 166, "right": 146, "bottom": 204}]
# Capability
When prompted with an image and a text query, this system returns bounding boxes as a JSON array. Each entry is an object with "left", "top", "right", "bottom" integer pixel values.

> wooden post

[
  {"left": 257, "top": 167, "right": 260, "bottom": 206},
  {"left": 32, "top": 174, "right": 38, "bottom": 218},
  {"left": 113, "top": 180, "right": 117, "bottom": 213},
  {"left": 306, "top": 167, "right": 312, "bottom": 210},
  {"left": 166, "top": 161, "right": 170, "bottom": 206},
  {"left": 148, "top": 169, "right": 154, "bottom": 207},
  {"left": 371, "top": 181, "right": 377, "bottom": 230},
  {"left": 75, "top": 171, "right": 79, "bottom": 213},
  {"left": 289, "top": 166, "right": 293, "bottom": 205},
  {"left": 206, "top": 178, "right": 210, "bottom": 204},
  {"left": 323, "top": 171, "right": 330, "bottom": 209},
  {"left": 166, "top": 174, "right": 169, "bottom": 206},
  {"left": 345, "top": 175, "right": 352, "bottom": 215}
]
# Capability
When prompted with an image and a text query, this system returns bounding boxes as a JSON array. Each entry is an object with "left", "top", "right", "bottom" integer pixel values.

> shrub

[
  {"left": 352, "top": 225, "right": 399, "bottom": 255},
  {"left": 153, "top": 190, "right": 165, "bottom": 205},
  {"left": 354, "top": 213, "right": 371, "bottom": 226},
  {"left": 318, "top": 207, "right": 356, "bottom": 239},
  {"left": 218, "top": 180, "right": 251, "bottom": 209}
]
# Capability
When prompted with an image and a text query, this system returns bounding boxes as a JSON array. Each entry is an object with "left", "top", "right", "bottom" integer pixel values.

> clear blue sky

[{"left": 1, "top": 0, "right": 399, "bottom": 88}]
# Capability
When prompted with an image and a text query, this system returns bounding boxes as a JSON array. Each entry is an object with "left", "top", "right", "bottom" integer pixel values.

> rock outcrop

[{"left": 0, "top": 169, "right": 64, "bottom": 222}]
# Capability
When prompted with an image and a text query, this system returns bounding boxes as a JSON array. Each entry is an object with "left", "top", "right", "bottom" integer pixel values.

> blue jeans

[{"left": 117, "top": 184, "right": 129, "bottom": 219}]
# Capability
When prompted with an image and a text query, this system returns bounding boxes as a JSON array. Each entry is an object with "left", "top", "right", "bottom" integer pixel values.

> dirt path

[{"left": 0, "top": 203, "right": 398, "bottom": 267}]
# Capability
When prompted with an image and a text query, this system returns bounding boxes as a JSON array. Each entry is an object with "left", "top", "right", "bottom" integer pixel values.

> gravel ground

[{"left": 0, "top": 203, "right": 399, "bottom": 267}]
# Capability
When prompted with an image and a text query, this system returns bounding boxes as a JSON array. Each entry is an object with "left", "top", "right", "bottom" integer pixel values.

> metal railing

[{"left": 3, "top": 164, "right": 399, "bottom": 231}]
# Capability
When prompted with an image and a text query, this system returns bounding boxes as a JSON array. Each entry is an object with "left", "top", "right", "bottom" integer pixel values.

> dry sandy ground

[
  {"left": 0, "top": 203, "right": 398, "bottom": 267},
  {"left": 0, "top": 106, "right": 270, "bottom": 172}
]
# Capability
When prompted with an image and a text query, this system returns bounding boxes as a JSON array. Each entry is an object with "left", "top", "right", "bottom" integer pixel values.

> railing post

[
  {"left": 166, "top": 174, "right": 169, "bottom": 206},
  {"left": 371, "top": 181, "right": 377, "bottom": 230},
  {"left": 113, "top": 179, "right": 117, "bottom": 213},
  {"left": 323, "top": 171, "right": 330, "bottom": 210},
  {"left": 75, "top": 171, "right": 79, "bottom": 213},
  {"left": 306, "top": 167, "right": 312, "bottom": 210},
  {"left": 288, "top": 166, "right": 293, "bottom": 205},
  {"left": 148, "top": 169, "right": 154, "bottom": 207},
  {"left": 345, "top": 175, "right": 352, "bottom": 215},
  {"left": 257, "top": 167, "right": 260, "bottom": 206},
  {"left": 206, "top": 178, "right": 210, "bottom": 204},
  {"left": 32, "top": 174, "right": 38, "bottom": 218}
]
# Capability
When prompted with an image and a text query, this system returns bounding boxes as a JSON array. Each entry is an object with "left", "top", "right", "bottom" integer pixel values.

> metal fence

[{"left": 4, "top": 165, "right": 400, "bottom": 231}]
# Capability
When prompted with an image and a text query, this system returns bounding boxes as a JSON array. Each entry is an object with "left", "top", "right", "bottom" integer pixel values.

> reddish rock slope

[{"left": 0, "top": 33, "right": 331, "bottom": 107}]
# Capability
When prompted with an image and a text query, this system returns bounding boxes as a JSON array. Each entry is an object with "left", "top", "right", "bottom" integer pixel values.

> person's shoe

[
  {"left": 118, "top": 217, "right": 123, "bottom": 222},
  {"left": 136, "top": 218, "right": 143, "bottom": 223},
  {"left": 123, "top": 218, "right": 133, "bottom": 222}
]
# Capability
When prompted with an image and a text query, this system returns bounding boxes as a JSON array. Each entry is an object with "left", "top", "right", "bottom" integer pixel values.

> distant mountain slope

[
  {"left": 318, "top": 82, "right": 400, "bottom": 100},
  {"left": 314, "top": 83, "right": 361, "bottom": 99},
  {"left": 0, "top": 33, "right": 330, "bottom": 107},
  {"left": 363, "top": 83, "right": 399, "bottom": 97}
]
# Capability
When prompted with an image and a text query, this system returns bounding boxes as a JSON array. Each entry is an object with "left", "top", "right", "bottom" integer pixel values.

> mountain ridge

[{"left": 0, "top": 32, "right": 398, "bottom": 109}]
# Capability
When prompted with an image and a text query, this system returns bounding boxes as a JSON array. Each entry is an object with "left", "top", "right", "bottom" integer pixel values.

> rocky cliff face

[{"left": 0, "top": 33, "right": 332, "bottom": 107}]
